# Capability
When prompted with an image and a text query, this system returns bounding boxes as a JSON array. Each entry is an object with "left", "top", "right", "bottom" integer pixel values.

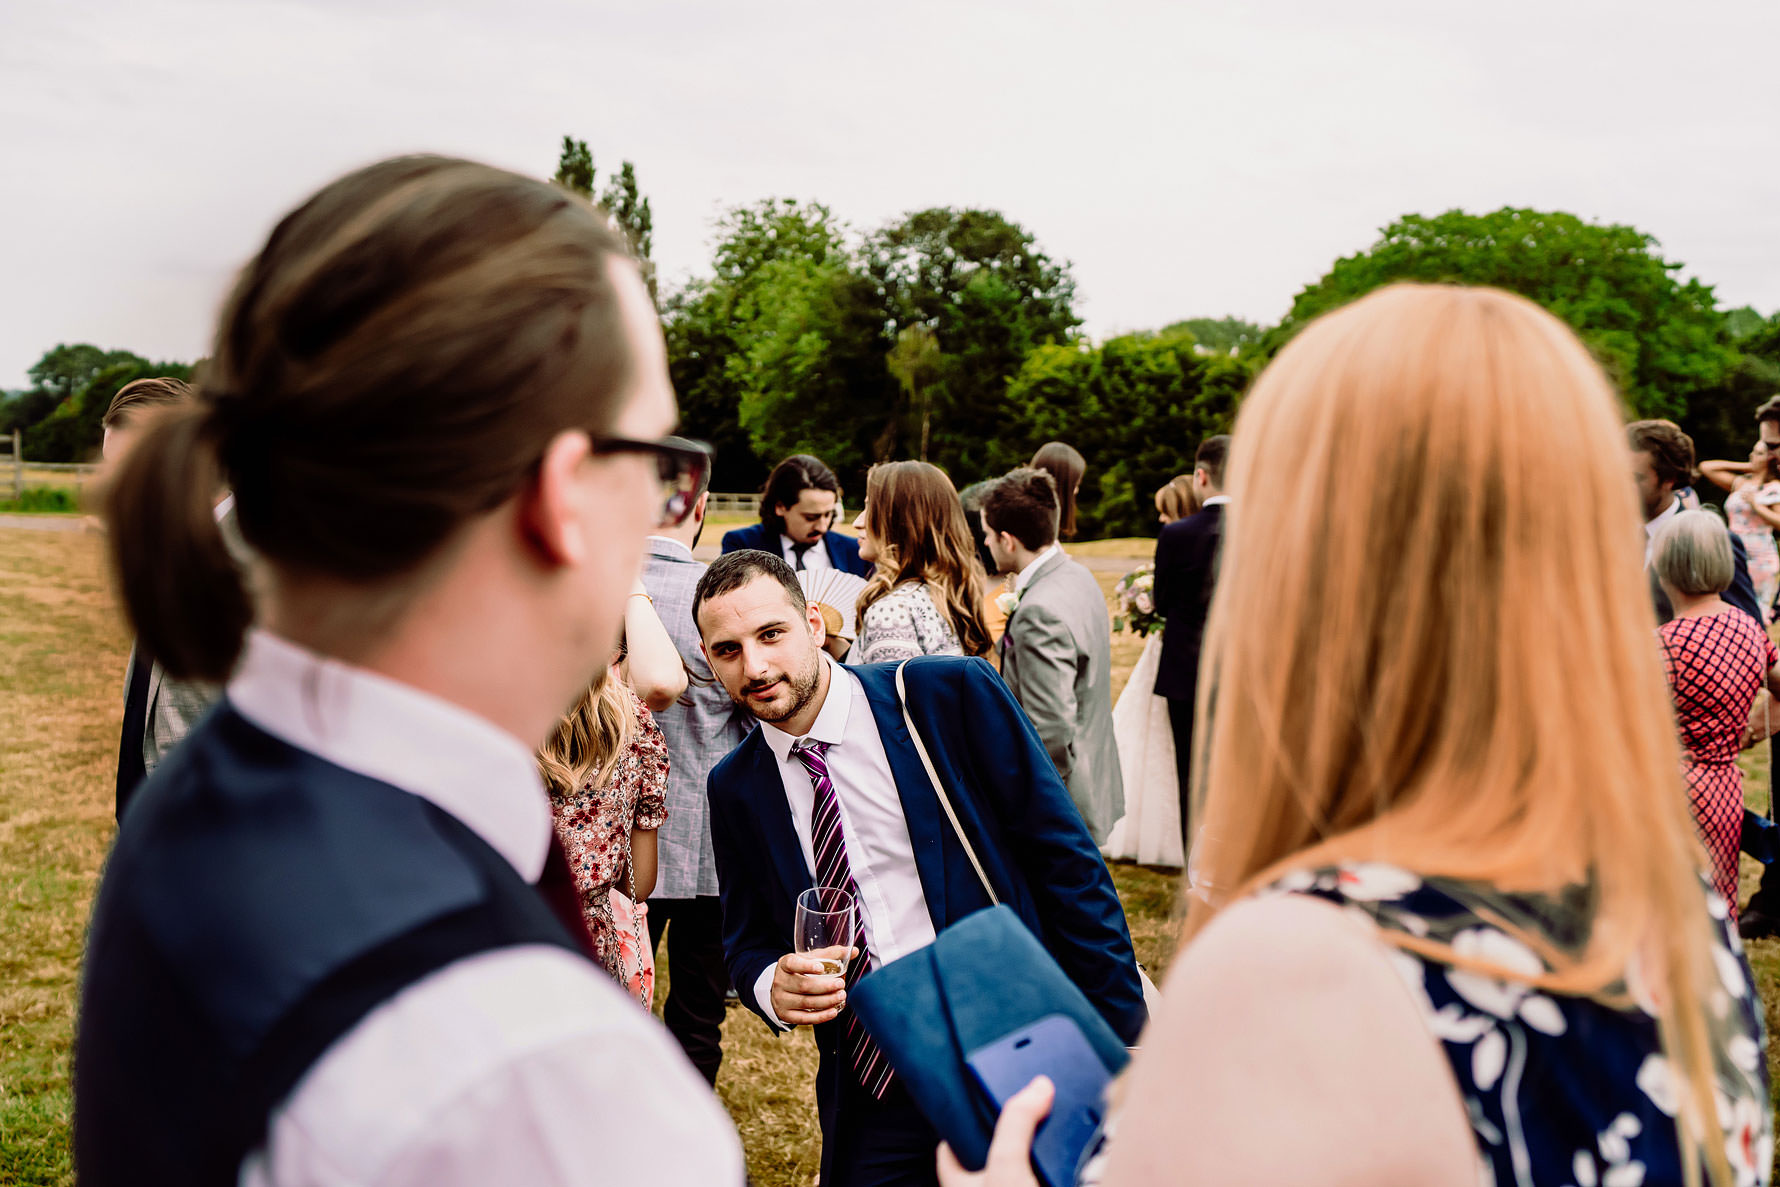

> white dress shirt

[
  {"left": 229, "top": 630, "right": 742, "bottom": 1187},
  {"left": 1200, "top": 494, "right": 1231, "bottom": 509},
  {"left": 782, "top": 531, "right": 834, "bottom": 572},
  {"left": 1012, "top": 541, "right": 1064, "bottom": 595},
  {"left": 752, "top": 658, "right": 937, "bottom": 1025}
]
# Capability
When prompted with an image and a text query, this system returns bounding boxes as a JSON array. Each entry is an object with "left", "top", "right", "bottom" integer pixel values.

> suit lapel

[{"left": 854, "top": 666, "right": 949, "bottom": 929}]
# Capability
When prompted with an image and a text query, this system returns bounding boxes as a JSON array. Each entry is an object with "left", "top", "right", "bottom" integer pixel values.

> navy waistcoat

[{"left": 74, "top": 702, "right": 585, "bottom": 1186}]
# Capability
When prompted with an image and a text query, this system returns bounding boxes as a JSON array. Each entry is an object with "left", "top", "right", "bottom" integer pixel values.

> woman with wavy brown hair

[
  {"left": 849, "top": 460, "right": 993, "bottom": 664},
  {"left": 947, "top": 284, "right": 1771, "bottom": 1187}
]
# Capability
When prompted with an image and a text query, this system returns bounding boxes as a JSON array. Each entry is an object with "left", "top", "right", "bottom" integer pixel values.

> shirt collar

[
  {"left": 1013, "top": 542, "right": 1064, "bottom": 594},
  {"left": 225, "top": 629, "right": 553, "bottom": 881},
  {"left": 782, "top": 533, "right": 820, "bottom": 556},
  {"left": 1200, "top": 495, "right": 1230, "bottom": 508},
  {"left": 761, "top": 655, "right": 853, "bottom": 761},
  {"left": 647, "top": 535, "right": 695, "bottom": 561}
]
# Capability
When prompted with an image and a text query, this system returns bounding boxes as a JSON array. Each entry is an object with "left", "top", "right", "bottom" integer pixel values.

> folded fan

[{"left": 797, "top": 570, "right": 868, "bottom": 641}]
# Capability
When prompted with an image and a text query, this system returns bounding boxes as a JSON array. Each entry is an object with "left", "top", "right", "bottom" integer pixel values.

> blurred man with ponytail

[{"left": 76, "top": 158, "right": 741, "bottom": 1185}]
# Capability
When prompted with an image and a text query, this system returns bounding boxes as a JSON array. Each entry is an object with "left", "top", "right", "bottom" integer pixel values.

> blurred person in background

[
  {"left": 537, "top": 648, "right": 670, "bottom": 998},
  {"left": 958, "top": 479, "right": 1010, "bottom": 645},
  {"left": 1700, "top": 442, "right": 1780, "bottom": 618},
  {"left": 722, "top": 452, "right": 872, "bottom": 577},
  {"left": 1152, "top": 436, "right": 1229, "bottom": 855},
  {"left": 76, "top": 156, "right": 741, "bottom": 1186},
  {"left": 1153, "top": 474, "right": 1195, "bottom": 526},
  {"left": 1629, "top": 419, "right": 1765, "bottom": 628},
  {"left": 641, "top": 465, "right": 754, "bottom": 1084},
  {"left": 101, "top": 376, "right": 229, "bottom": 818},
  {"left": 982, "top": 468, "right": 1123, "bottom": 842},
  {"left": 951, "top": 284, "right": 1770, "bottom": 1187},
  {"left": 1652, "top": 509, "right": 1780, "bottom": 922},
  {"left": 849, "top": 460, "right": 993, "bottom": 664},
  {"left": 1030, "top": 441, "right": 1086, "bottom": 541}
]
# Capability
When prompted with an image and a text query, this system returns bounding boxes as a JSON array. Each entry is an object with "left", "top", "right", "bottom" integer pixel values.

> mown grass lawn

[{"left": 2, "top": 523, "right": 1775, "bottom": 1186}]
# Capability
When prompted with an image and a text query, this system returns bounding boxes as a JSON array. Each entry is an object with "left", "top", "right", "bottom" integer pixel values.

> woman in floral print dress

[
  {"left": 949, "top": 287, "right": 1771, "bottom": 1187},
  {"left": 538, "top": 662, "right": 669, "bottom": 987}
]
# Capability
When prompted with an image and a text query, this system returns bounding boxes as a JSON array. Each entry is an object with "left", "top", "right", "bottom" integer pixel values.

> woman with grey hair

[{"left": 1654, "top": 509, "right": 1780, "bottom": 919}]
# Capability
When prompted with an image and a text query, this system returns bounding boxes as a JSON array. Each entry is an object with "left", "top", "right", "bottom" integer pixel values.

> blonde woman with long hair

[
  {"left": 944, "top": 284, "right": 1771, "bottom": 1187},
  {"left": 539, "top": 650, "right": 669, "bottom": 1001},
  {"left": 849, "top": 460, "right": 994, "bottom": 663}
]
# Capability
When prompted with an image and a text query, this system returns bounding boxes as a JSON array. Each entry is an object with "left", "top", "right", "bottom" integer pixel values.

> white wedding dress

[{"left": 1101, "top": 636, "right": 1184, "bottom": 868}]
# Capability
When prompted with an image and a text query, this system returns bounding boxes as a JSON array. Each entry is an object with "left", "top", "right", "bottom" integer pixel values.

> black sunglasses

[{"left": 589, "top": 434, "right": 713, "bottom": 529}]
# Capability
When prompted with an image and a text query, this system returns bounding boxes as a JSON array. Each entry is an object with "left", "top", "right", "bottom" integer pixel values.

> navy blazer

[
  {"left": 1152, "top": 503, "right": 1222, "bottom": 702},
  {"left": 719, "top": 521, "right": 873, "bottom": 578},
  {"left": 707, "top": 655, "right": 1146, "bottom": 1049}
]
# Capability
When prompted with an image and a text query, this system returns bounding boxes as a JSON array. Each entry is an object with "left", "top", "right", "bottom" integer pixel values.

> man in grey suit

[
  {"left": 982, "top": 468, "right": 1125, "bottom": 842},
  {"left": 641, "top": 476, "right": 755, "bottom": 1084}
]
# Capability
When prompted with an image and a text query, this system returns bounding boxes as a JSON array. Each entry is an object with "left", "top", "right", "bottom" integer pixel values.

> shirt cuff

[{"left": 754, "top": 964, "right": 786, "bottom": 1030}]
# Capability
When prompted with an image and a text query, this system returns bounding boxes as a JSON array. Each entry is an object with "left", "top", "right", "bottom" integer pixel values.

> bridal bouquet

[{"left": 1113, "top": 563, "right": 1165, "bottom": 636}]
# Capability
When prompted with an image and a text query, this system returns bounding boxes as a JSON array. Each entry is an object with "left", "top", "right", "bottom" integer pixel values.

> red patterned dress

[
  {"left": 546, "top": 687, "right": 669, "bottom": 984},
  {"left": 1657, "top": 609, "right": 1777, "bottom": 917}
]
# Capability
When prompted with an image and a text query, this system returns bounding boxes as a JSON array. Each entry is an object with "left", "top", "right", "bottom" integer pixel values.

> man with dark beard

[{"left": 692, "top": 550, "right": 1145, "bottom": 1187}]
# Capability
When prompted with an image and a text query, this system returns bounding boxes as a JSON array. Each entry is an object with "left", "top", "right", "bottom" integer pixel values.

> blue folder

[{"left": 848, "top": 905, "right": 1131, "bottom": 1172}]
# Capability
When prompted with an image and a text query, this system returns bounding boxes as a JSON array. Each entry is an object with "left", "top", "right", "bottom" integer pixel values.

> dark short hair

[
  {"left": 760, "top": 454, "right": 841, "bottom": 536},
  {"left": 103, "top": 376, "right": 193, "bottom": 430},
  {"left": 1627, "top": 419, "right": 1695, "bottom": 490},
  {"left": 980, "top": 467, "right": 1059, "bottom": 552},
  {"left": 1758, "top": 396, "right": 1780, "bottom": 428},
  {"left": 692, "top": 549, "right": 806, "bottom": 633},
  {"left": 1195, "top": 434, "right": 1231, "bottom": 488}
]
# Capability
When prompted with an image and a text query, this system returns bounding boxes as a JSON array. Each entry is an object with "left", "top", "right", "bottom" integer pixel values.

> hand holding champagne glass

[{"left": 795, "top": 887, "right": 857, "bottom": 976}]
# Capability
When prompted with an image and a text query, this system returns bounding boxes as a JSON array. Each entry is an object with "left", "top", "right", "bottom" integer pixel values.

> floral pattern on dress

[
  {"left": 546, "top": 685, "right": 669, "bottom": 985},
  {"left": 852, "top": 581, "right": 964, "bottom": 665},
  {"left": 1258, "top": 863, "right": 1772, "bottom": 1187}
]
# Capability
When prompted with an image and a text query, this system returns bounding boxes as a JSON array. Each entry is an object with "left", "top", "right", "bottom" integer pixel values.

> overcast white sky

[{"left": 3, "top": 0, "right": 1778, "bottom": 388}]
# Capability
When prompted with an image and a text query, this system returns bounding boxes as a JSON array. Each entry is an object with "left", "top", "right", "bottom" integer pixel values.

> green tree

[
  {"left": 727, "top": 256, "right": 897, "bottom": 477},
  {"left": 1160, "top": 316, "right": 1267, "bottom": 356},
  {"left": 599, "top": 161, "right": 656, "bottom": 304},
  {"left": 664, "top": 199, "right": 884, "bottom": 490},
  {"left": 1269, "top": 208, "right": 1735, "bottom": 419},
  {"left": 1002, "top": 328, "right": 1247, "bottom": 538},
  {"left": 27, "top": 344, "right": 146, "bottom": 407},
  {"left": 551, "top": 137, "right": 656, "bottom": 304},
  {"left": 552, "top": 136, "right": 594, "bottom": 197},
  {"left": 866, "top": 208, "right": 1079, "bottom": 475},
  {"left": 1679, "top": 310, "right": 1780, "bottom": 475}
]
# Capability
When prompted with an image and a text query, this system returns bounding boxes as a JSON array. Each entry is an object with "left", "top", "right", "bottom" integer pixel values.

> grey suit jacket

[
  {"left": 142, "top": 663, "right": 220, "bottom": 773},
  {"left": 999, "top": 551, "right": 1125, "bottom": 842},
  {"left": 642, "top": 537, "right": 755, "bottom": 899}
]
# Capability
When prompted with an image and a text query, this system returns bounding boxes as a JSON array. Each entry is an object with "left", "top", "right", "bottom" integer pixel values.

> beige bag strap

[{"left": 895, "top": 660, "right": 999, "bottom": 906}]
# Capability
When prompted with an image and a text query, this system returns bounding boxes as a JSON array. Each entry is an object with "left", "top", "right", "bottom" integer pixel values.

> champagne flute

[{"left": 795, "top": 887, "right": 856, "bottom": 976}]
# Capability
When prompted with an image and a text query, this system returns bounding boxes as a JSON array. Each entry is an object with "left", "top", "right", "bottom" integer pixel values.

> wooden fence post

[{"left": 10, "top": 430, "right": 20, "bottom": 503}]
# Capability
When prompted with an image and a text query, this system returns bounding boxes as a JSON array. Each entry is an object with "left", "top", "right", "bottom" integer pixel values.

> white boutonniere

[{"left": 995, "top": 589, "right": 1020, "bottom": 616}]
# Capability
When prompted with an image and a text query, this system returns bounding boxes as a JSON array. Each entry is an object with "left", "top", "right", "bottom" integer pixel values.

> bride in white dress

[
  {"left": 1101, "top": 480, "right": 1192, "bottom": 868},
  {"left": 1102, "top": 632, "right": 1184, "bottom": 867}
]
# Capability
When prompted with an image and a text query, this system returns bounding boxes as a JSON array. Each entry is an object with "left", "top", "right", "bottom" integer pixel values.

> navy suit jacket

[
  {"left": 1152, "top": 503, "right": 1222, "bottom": 702},
  {"left": 707, "top": 656, "right": 1146, "bottom": 1151},
  {"left": 719, "top": 521, "right": 873, "bottom": 578}
]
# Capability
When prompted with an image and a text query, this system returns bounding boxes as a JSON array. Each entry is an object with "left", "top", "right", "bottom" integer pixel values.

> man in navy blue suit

[
  {"left": 721, "top": 453, "right": 873, "bottom": 578},
  {"left": 694, "top": 550, "right": 1145, "bottom": 1187}
]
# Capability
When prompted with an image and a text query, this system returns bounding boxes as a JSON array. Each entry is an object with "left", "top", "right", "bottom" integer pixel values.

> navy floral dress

[{"left": 1253, "top": 863, "right": 1773, "bottom": 1187}]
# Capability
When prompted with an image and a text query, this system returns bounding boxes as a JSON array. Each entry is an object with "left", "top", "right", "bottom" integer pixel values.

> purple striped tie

[{"left": 793, "top": 739, "right": 895, "bottom": 1099}]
